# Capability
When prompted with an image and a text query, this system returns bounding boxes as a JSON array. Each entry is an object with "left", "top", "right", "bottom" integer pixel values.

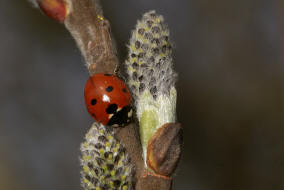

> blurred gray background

[{"left": 0, "top": 0, "right": 283, "bottom": 189}]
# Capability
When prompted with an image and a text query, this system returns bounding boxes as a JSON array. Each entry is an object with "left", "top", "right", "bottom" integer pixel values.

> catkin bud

[
  {"left": 125, "top": 10, "right": 177, "bottom": 168},
  {"left": 80, "top": 122, "right": 134, "bottom": 190}
]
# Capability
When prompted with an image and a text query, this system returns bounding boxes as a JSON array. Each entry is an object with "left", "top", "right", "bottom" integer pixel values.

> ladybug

[{"left": 84, "top": 73, "right": 133, "bottom": 127}]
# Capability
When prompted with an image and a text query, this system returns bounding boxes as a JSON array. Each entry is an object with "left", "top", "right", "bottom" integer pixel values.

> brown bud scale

[{"left": 147, "top": 123, "right": 182, "bottom": 176}]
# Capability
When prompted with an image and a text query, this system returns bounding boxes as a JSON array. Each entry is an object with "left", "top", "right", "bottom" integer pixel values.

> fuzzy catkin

[
  {"left": 80, "top": 122, "right": 134, "bottom": 190},
  {"left": 125, "top": 10, "right": 176, "bottom": 100},
  {"left": 125, "top": 10, "right": 177, "bottom": 167}
]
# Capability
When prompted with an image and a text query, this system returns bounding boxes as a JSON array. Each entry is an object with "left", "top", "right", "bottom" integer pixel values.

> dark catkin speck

[
  {"left": 141, "top": 44, "right": 148, "bottom": 50},
  {"left": 104, "top": 151, "right": 112, "bottom": 159},
  {"left": 162, "top": 45, "right": 167, "bottom": 53},
  {"left": 152, "top": 26, "right": 160, "bottom": 33},
  {"left": 116, "top": 167, "right": 123, "bottom": 175},
  {"left": 95, "top": 143, "right": 102, "bottom": 149},
  {"left": 151, "top": 38, "right": 160, "bottom": 45},
  {"left": 94, "top": 168, "right": 99, "bottom": 175},
  {"left": 138, "top": 75, "right": 144, "bottom": 82},
  {"left": 114, "top": 155, "right": 120, "bottom": 164},
  {"left": 104, "top": 152, "right": 109, "bottom": 158},
  {"left": 98, "top": 135, "right": 107, "bottom": 143},
  {"left": 105, "top": 174, "right": 111, "bottom": 179},
  {"left": 91, "top": 99, "right": 97, "bottom": 105},
  {"left": 149, "top": 56, "right": 155, "bottom": 63},
  {"left": 101, "top": 184, "right": 108, "bottom": 190},
  {"left": 85, "top": 175, "right": 91, "bottom": 181},
  {"left": 132, "top": 72, "right": 138, "bottom": 80},
  {"left": 153, "top": 48, "right": 159, "bottom": 55},
  {"left": 150, "top": 86, "right": 157, "bottom": 95},
  {"left": 113, "top": 180, "right": 121, "bottom": 187},
  {"left": 132, "top": 62, "right": 138, "bottom": 69},
  {"left": 118, "top": 147, "right": 126, "bottom": 154},
  {"left": 107, "top": 164, "right": 114, "bottom": 170},
  {"left": 139, "top": 83, "right": 145, "bottom": 93},
  {"left": 95, "top": 157, "right": 103, "bottom": 165},
  {"left": 149, "top": 77, "right": 156, "bottom": 86},
  {"left": 145, "top": 33, "right": 153, "bottom": 40},
  {"left": 131, "top": 53, "right": 136, "bottom": 58},
  {"left": 150, "top": 13, "right": 156, "bottom": 17},
  {"left": 149, "top": 69, "right": 154, "bottom": 76},
  {"left": 138, "top": 52, "right": 146, "bottom": 58},
  {"left": 122, "top": 181, "right": 129, "bottom": 186},
  {"left": 153, "top": 94, "right": 157, "bottom": 99},
  {"left": 106, "top": 104, "right": 118, "bottom": 114},
  {"left": 147, "top": 20, "right": 153, "bottom": 27},
  {"left": 156, "top": 62, "right": 161, "bottom": 69},
  {"left": 91, "top": 177, "right": 98, "bottom": 184},
  {"left": 141, "top": 63, "right": 147, "bottom": 68},
  {"left": 87, "top": 163, "right": 94, "bottom": 169},
  {"left": 138, "top": 28, "right": 145, "bottom": 35},
  {"left": 135, "top": 41, "right": 141, "bottom": 49},
  {"left": 131, "top": 85, "right": 136, "bottom": 92}
]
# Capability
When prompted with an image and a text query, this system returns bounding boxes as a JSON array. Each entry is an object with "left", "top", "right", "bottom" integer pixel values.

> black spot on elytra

[
  {"left": 122, "top": 88, "right": 127, "bottom": 93},
  {"left": 107, "top": 106, "right": 132, "bottom": 126},
  {"left": 106, "top": 86, "right": 113, "bottom": 92},
  {"left": 106, "top": 104, "right": 118, "bottom": 114},
  {"left": 91, "top": 99, "right": 97, "bottom": 105},
  {"left": 104, "top": 73, "right": 112, "bottom": 76}
]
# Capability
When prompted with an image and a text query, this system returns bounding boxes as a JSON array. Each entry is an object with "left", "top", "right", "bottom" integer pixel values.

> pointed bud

[
  {"left": 38, "top": 0, "right": 67, "bottom": 23},
  {"left": 147, "top": 123, "right": 182, "bottom": 176}
]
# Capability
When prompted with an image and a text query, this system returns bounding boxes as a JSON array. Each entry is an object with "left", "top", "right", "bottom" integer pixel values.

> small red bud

[{"left": 38, "top": 0, "right": 67, "bottom": 23}]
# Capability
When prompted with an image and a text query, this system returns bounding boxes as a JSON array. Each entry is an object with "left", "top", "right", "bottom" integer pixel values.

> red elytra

[{"left": 84, "top": 73, "right": 132, "bottom": 127}]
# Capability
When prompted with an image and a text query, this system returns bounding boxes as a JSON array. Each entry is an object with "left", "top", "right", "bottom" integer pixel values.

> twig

[{"left": 34, "top": 0, "right": 181, "bottom": 189}]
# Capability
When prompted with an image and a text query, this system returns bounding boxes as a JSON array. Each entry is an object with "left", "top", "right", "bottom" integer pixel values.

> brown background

[{"left": 0, "top": 0, "right": 283, "bottom": 189}]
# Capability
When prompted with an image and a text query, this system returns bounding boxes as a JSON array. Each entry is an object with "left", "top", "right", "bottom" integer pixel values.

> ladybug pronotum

[{"left": 84, "top": 73, "right": 133, "bottom": 127}]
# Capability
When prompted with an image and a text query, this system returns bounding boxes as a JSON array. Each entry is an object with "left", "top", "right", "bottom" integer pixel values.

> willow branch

[{"left": 34, "top": 0, "right": 181, "bottom": 189}]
